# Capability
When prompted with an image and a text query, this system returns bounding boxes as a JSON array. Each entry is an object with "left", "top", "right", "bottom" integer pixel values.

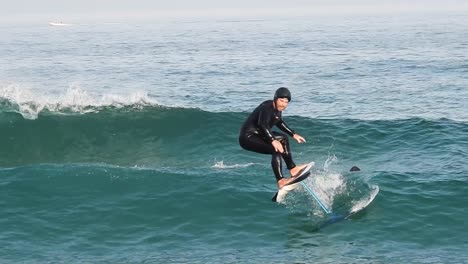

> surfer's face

[{"left": 275, "top": 98, "right": 289, "bottom": 111}]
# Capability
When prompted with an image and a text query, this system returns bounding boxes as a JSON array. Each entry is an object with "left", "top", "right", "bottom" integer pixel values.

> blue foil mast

[{"left": 300, "top": 181, "right": 331, "bottom": 214}]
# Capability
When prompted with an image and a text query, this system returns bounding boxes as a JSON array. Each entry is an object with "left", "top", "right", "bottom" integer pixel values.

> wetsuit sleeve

[
  {"left": 277, "top": 120, "right": 295, "bottom": 137},
  {"left": 257, "top": 108, "right": 276, "bottom": 142}
]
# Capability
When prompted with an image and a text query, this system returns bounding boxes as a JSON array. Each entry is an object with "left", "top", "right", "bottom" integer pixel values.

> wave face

[
  {"left": 1, "top": 104, "right": 466, "bottom": 171},
  {"left": 1, "top": 104, "right": 467, "bottom": 262},
  {"left": 0, "top": 104, "right": 238, "bottom": 167}
]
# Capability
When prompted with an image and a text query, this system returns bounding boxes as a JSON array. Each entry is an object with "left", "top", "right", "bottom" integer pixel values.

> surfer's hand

[
  {"left": 272, "top": 140, "right": 284, "bottom": 153},
  {"left": 293, "top": 134, "right": 306, "bottom": 143}
]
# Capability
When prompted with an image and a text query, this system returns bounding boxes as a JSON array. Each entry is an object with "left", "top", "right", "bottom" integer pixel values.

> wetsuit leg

[
  {"left": 239, "top": 134, "right": 275, "bottom": 154},
  {"left": 272, "top": 132, "right": 296, "bottom": 170},
  {"left": 239, "top": 133, "right": 297, "bottom": 181},
  {"left": 239, "top": 134, "right": 286, "bottom": 180},
  {"left": 271, "top": 152, "right": 283, "bottom": 181}
]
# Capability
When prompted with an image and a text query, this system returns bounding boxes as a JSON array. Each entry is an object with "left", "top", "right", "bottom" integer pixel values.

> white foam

[
  {"left": 307, "top": 155, "right": 345, "bottom": 207},
  {"left": 211, "top": 160, "right": 256, "bottom": 169},
  {"left": 323, "top": 154, "right": 338, "bottom": 172},
  {"left": 304, "top": 171, "right": 346, "bottom": 211},
  {"left": 0, "top": 83, "right": 160, "bottom": 119}
]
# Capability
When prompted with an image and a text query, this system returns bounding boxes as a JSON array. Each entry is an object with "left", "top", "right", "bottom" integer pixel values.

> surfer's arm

[
  {"left": 257, "top": 110, "right": 285, "bottom": 152},
  {"left": 260, "top": 124, "right": 285, "bottom": 152},
  {"left": 257, "top": 109, "right": 276, "bottom": 142},
  {"left": 278, "top": 121, "right": 306, "bottom": 143},
  {"left": 276, "top": 120, "right": 295, "bottom": 137}
]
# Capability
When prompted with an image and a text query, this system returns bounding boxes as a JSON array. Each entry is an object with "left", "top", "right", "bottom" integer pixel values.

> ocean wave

[
  {"left": 0, "top": 99, "right": 466, "bottom": 173},
  {"left": 0, "top": 83, "right": 160, "bottom": 119},
  {"left": 0, "top": 103, "right": 240, "bottom": 167},
  {"left": 2, "top": 83, "right": 468, "bottom": 124}
]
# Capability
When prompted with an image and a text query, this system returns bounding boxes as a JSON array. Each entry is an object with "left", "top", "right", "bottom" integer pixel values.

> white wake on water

[
  {"left": 211, "top": 160, "right": 256, "bottom": 169},
  {"left": 0, "top": 83, "right": 160, "bottom": 119},
  {"left": 299, "top": 154, "right": 347, "bottom": 213}
]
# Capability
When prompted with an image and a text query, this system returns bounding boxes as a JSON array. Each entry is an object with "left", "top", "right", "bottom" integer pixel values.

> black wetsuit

[{"left": 239, "top": 100, "right": 297, "bottom": 181}]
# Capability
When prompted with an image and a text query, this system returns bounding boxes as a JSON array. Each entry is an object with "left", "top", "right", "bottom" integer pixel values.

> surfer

[{"left": 239, "top": 87, "right": 308, "bottom": 189}]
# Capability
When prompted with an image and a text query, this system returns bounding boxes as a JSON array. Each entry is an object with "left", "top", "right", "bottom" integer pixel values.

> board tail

[{"left": 272, "top": 184, "right": 300, "bottom": 202}]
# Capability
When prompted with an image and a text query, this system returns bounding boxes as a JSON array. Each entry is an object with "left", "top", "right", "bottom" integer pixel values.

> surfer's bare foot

[
  {"left": 290, "top": 164, "right": 308, "bottom": 177},
  {"left": 277, "top": 178, "right": 293, "bottom": 189}
]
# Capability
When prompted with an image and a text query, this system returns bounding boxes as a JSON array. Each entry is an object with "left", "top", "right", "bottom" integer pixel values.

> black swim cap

[{"left": 274, "top": 87, "right": 291, "bottom": 101}]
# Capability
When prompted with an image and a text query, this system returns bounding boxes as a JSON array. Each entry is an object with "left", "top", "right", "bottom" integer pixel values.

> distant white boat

[{"left": 49, "top": 22, "right": 71, "bottom": 26}]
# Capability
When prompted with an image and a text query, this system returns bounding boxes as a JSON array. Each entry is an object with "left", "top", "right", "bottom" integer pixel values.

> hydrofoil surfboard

[{"left": 272, "top": 161, "right": 315, "bottom": 202}]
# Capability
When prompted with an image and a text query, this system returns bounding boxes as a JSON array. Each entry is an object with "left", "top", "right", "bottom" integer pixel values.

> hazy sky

[{"left": 2, "top": 0, "right": 468, "bottom": 23}]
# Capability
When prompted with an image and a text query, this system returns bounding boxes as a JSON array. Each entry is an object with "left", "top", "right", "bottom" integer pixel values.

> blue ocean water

[{"left": 1, "top": 14, "right": 467, "bottom": 263}]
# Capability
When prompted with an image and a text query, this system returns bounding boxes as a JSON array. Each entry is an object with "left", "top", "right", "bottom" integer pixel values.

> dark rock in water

[{"left": 350, "top": 166, "right": 361, "bottom": 172}]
